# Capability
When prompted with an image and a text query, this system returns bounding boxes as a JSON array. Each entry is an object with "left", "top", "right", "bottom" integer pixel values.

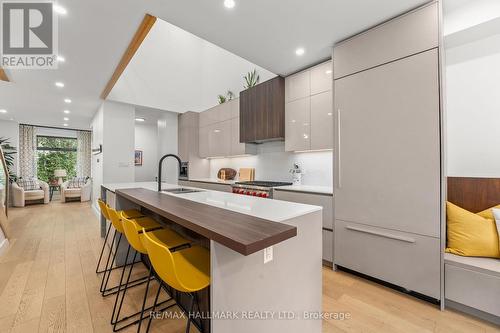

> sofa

[
  {"left": 12, "top": 179, "right": 50, "bottom": 207},
  {"left": 61, "top": 177, "right": 91, "bottom": 203}
]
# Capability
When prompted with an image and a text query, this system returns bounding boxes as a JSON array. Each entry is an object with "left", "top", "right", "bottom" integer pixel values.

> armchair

[
  {"left": 61, "top": 177, "right": 91, "bottom": 203},
  {"left": 12, "top": 179, "right": 49, "bottom": 207}
]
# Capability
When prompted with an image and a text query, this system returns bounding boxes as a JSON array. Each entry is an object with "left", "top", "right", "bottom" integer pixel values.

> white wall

[
  {"left": 209, "top": 142, "right": 333, "bottom": 186},
  {"left": 157, "top": 112, "right": 179, "bottom": 184},
  {"left": 446, "top": 33, "right": 500, "bottom": 177},
  {"left": 91, "top": 105, "right": 104, "bottom": 207},
  {"left": 134, "top": 123, "right": 158, "bottom": 182}
]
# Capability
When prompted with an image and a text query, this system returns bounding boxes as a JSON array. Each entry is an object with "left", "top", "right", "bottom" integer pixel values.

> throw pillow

[
  {"left": 17, "top": 179, "right": 40, "bottom": 191},
  {"left": 446, "top": 202, "right": 500, "bottom": 258}
]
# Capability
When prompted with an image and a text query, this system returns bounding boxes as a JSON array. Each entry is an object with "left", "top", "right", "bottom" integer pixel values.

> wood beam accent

[
  {"left": 0, "top": 67, "right": 10, "bottom": 82},
  {"left": 100, "top": 14, "right": 156, "bottom": 99}
]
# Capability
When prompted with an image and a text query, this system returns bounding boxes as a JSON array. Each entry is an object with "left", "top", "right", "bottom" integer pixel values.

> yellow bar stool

[
  {"left": 101, "top": 206, "right": 160, "bottom": 297},
  {"left": 111, "top": 213, "right": 191, "bottom": 332},
  {"left": 142, "top": 228, "right": 210, "bottom": 333},
  {"left": 96, "top": 199, "right": 144, "bottom": 274}
]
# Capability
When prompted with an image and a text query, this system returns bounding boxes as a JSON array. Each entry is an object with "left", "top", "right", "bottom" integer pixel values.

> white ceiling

[
  {"left": 0, "top": 0, "right": 429, "bottom": 129},
  {"left": 108, "top": 19, "right": 276, "bottom": 113}
]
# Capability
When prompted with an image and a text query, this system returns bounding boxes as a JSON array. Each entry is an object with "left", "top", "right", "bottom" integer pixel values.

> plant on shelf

[
  {"left": 217, "top": 94, "right": 227, "bottom": 104},
  {"left": 243, "top": 69, "right": 260, "bottom": 89},
  {"left": 0, "top": 137, "right": 18, "bottom": 183},
  {"left": 226, "top": 90, "right": 235, "bottom": 100}
]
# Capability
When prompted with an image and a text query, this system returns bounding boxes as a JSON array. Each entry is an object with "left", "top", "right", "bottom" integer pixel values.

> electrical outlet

[{"left": 264, "top": 246, "right": 273, "bottom": 264}]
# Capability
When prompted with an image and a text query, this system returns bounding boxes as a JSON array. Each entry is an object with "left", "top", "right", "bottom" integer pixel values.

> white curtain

[
  {"left": 18, "top": 125, "right": 36, "bottom": 179},
  {"left": 77, "top": 131, "right": 92, "bottom": 178}
]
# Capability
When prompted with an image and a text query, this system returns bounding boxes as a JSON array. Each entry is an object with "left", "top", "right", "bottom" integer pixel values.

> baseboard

[
  {"left": 0, "top": 238, "right": 10, "bottom": 257},
  {"left": 445, "top": 299, "right": 500, "bottom": 326}
]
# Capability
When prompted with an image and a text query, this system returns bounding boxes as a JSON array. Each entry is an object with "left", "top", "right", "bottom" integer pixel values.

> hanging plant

[
  {"left": 243, "top": 69, "right": 260, "bottom": 89},
  {"left": 0, "top": 137, "right": 18, "bottom": 183}
]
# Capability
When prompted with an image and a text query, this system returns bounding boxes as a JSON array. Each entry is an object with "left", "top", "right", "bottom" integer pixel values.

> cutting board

[{"left": 238, "top": 168, "right": 255, "bottom": 182}]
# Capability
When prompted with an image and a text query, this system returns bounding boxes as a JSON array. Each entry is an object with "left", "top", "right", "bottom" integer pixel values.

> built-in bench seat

[{"left": 445, "top": 253, "right": 500, "bottom": 324}]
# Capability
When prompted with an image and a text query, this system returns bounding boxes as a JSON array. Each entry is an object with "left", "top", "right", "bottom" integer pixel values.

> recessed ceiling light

[
  {"left": 326, "top": 70, "right": 332, "bottom": 74},
  {"left": 295, "top": 48, "right": 305, "bottom": 56},
  {"left": 135, "top": 118, "right": 145, "bottom": 122},
  {"left": 63, "top": 123, "right": 68, "bottom": 127},
  {"left": 224, "top": 0, "right": 235, "bottom": 9},
  {"left": 0, "top": 109, "right": 7, "bottom": 113},
  {"left": 63, "top": 110, "right": 70, "bottom": 114},
  {"left": 53, "top": 5, "right": 67, "bottom": 15},
  {"left": 64, "top": 98, "right": 71, "bottom": 103},
  {"left": 63, "top": 117, "right": 69, "bottom": 121},
  {"left": 55, "top": 82, "right": 64, "bottom": 88},
  {"left": 57, "top": 55, "right": 65, "bottom": 62}
]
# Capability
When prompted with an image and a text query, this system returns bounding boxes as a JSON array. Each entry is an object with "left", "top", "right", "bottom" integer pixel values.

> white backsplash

[{"left": 209, "top": 141, "right": 333, "bottom": 187}]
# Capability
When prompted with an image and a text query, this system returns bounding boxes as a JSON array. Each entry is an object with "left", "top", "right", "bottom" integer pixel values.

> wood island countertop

[{"left": 116, "top": 187, "right": 298, "bottom": 256}]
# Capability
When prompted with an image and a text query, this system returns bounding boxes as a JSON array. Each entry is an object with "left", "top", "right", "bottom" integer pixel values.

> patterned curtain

[
  {"left": 77, "top": 131, "right": 91, "bottom": 178},
  {"left": 18, "top": 125, "right": 36, "bottom": 179}
]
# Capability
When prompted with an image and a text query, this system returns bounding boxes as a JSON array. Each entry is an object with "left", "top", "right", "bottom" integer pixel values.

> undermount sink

[{"left": 161, "top": 188, "right": 203, "bottom": 195}]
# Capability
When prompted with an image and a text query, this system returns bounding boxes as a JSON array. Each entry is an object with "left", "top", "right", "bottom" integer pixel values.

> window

[{"left": 36, "top": 136, "right": 77, "bottom": 182}]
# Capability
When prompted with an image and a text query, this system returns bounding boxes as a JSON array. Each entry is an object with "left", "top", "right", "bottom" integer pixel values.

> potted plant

[
  {"left": 0, "top": 137, "right": 17, "bottom": 183},
  {"left": 243, "top": 69, "right": 260, "bottom": 89}
]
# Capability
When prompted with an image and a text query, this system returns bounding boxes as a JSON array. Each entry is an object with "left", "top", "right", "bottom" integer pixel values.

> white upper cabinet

[
  {"left": 208, "top": 120, "right": 231, "bottom": 158},
  {"left": 198, "top": 125, "right": 210, "bottom": 158},
  {"left": 310, "top": 61, "right": 333, "bottom": 95},
  {"left": 310, "top": 91, "right": 333, "bottom": 150},
  {"left": 285, "top": 60, "right": 333, "bottom": 152},
  {"left": 285, "top": 97, "right": 311, "bottom": 152},
  {"left": 218, "top": 101, "right": 233, "bottom": 122},
  {"left": 199, "top": 106, "right": 220, "bottom": 127},
  {"left": 285, "top": 70, "right": 310, "bottom": 103}
]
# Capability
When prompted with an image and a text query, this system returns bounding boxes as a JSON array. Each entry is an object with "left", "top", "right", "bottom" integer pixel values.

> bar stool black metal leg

[
  {"left": 185, "top": 293, "right": 195, "bottom": 333},
  {"left": 137, "top": 265, "right": 153, "bottom": 333},
  {"left": 101, "top": 233, "right": 122, "bottom": 295},
  {"left": 96, "top": 222, "right": 112, "bottom": 273},
  {"left": 99, "top": 229, "right": 117, "bottom": 292},
  {"left": 111, "top": 244, "right": 133, "bottom": 325},
  {"left": 146, "top": 281, "right": 164, "bottom": 333}
]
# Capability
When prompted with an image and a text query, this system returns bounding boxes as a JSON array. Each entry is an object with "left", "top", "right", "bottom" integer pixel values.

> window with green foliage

[{"left": 36, "top": 136, "right": 77, "bottom": 183}]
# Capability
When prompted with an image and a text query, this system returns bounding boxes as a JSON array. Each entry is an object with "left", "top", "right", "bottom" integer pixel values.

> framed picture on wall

[{"left": 134, "top": 150, "right": 143, "bottom": 166}]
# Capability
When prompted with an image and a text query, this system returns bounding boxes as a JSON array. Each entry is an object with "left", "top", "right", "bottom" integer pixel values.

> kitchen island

[{"left": 100, "top": 182, "right": 322, "bottom": 333}]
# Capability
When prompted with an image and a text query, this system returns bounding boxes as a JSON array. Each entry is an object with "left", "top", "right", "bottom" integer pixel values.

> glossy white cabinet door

[
  {"left": 198, "top": 125, "right": 209, "bottom": 158},
  {"left": 285, "top": 70, "right": 310, "bottom": 103},
  {"left": 285, "top": 97, "right": 311, "bottom": 152},
  {"left": 310, "top": 61, "right": 333, "bottom": 95},
  {"left": 218, "top": 101, "right": 232, "bottom": 122},
  {"left": 199, "top": 106, "right": 220, "bottom": 127},
  {"left": 209, "top": 120, "right": 231, "bottom": 158},
  {"left": 310, "top": 91, "right": 333, "bottom": 150},
  {"left": 229, "top": 99, "right": 239, "bottom": 119},
  {"left": 334, "top": 49, "right": 440, "bottom": 237},
  {"left": 230, "top": 117, "right": 245, "bottom": 156}
]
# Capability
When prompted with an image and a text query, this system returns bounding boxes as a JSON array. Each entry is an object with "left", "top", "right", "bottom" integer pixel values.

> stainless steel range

[{"left": 231, "top": 181, "right": 293, "bottom": 199}]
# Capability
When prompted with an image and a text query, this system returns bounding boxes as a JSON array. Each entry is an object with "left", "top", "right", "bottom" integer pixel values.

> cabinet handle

[
  {"left": 337, "top": 108, "right": 342, "bottom": 188},
  {"left": 345, "top": 226, "right": 416, "bottom": 243}
]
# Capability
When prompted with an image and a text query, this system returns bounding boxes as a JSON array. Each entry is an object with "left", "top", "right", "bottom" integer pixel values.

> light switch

[{"left": 264, "top": 246, "right": 273, "bottom": 264}]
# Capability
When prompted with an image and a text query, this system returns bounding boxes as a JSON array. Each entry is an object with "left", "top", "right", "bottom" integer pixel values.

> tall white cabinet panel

[
  {"left": 199, "top": 126, "right": 209, "bottom": 158},
  {"left": 310, "top": 91, "right": 334, "bottom": 150},
  {"left": 333, "top": 3, "right": 441, "bottom": 300},
  {"left": 285, "top": 70, "right": 310, "bottom": 102},
  {"left": 285, "top": 97, "right": 311, "bottom": 152},
  {"left": 335, "top": 49, "right": 440, "bottom": 237}
]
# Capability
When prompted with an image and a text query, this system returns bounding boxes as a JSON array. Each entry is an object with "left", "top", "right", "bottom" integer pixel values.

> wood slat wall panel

[{"left": 447, "top": 177, "right": 500, "bottom": 213}]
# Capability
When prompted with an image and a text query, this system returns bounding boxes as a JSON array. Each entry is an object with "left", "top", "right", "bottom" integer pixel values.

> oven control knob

[
  {"left": 262, "top": 193, "right": 269, "bottom": 198},
  {"left": 246, "top": 191, "right": 251, "bottom": 195},
  {"left": 257, "top": 193, "right": 263, "bottom": 197},
  {"left": 252, "top": 192, "right": 257, "bottom": 196}
]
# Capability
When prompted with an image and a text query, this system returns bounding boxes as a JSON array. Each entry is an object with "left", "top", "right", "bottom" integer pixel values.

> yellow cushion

[
  {"left": 446, "top": 202, "right": 500, "bottom": 258},
  {"left": 477, "top": 204, "right": 500, "bottom": 221}
]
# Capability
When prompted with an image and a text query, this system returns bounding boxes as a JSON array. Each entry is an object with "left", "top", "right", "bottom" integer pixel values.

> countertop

[
  {"left": 111, "top": 184, "right": 321, "bottom": 256},
  {"left": 102, "top": 182, "right": 321, "bottom": 223},
  {"left": 274, "top": 185, "right": 333, "bottom": 196},
  {"left": 182, "top": 178, "right": 236, "bottom": 185}
]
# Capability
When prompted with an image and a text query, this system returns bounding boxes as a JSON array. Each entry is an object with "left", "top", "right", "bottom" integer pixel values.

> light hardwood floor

[{"left": 0, "top": 202, "right": 498, "bottom": 333}]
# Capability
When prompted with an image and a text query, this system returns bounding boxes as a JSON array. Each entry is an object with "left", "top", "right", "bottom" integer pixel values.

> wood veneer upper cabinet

[
  {"left": 239, "top": 76, "right": 285, "bottom": 143},
  {"left": 334, "top": 2, "right": 438, "bottom": 79}
]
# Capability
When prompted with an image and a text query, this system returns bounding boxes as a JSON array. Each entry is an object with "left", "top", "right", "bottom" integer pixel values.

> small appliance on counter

[
  {"left": 238, "top": 168, "right": 255, "bottom": 182},
  {"left": 231, "top": 181, "right": 292, "bottom": 199},
  {"left": 179, "top": 162, "right": 189, "bottom": 180},
  {"left": 289, "top": 163, "right": 303, "bottom": 185},
  {"left": 217, "top": 168, "right": 237, "bottom": 180}
]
